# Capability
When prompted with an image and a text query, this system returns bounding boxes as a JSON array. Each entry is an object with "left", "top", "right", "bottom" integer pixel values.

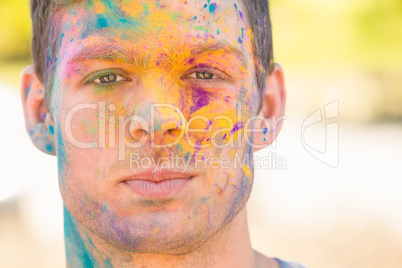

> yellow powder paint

[
  {"left": 242, "top": 163, "right": 252, "bottom": 179},
  {"left": 216, "top": 185, "right": 222, "bottom": 195},
  {"left": 152, "top": 226, "right": 161, "bottom": 235},
  {"left": 94, "top": 2, "right": 105, "bottom": 14},
  {"left": 120, "top": 1, "right": 145, "bottom": 17}
]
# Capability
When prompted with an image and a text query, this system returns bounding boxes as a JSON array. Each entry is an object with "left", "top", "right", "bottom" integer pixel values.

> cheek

[
  {"left": 185, "top": 85, "right": 254, "bottom": 144},
  {"left": 70, "top": 109, "right": 99, "bottom": 144}
]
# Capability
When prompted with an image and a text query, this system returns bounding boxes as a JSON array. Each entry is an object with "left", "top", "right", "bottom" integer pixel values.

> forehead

[{"left": 56, "top": 0, "right": 252, "bottom": 59}]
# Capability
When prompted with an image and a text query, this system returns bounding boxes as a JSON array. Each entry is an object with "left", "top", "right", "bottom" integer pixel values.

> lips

[{"left": 121, "top": 169, "right": 195, "bottom": 198}]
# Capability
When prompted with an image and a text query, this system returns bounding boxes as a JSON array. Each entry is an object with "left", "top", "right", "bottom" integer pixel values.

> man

[{"left": 21, "top": 0, "right": 305, "bottom": 267}]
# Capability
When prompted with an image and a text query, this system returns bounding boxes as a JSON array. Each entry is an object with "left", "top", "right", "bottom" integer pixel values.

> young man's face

[{"left": 50, "top": 0, "right": 261, "bottom": 253}]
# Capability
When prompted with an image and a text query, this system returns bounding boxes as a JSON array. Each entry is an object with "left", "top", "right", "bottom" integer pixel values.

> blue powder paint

[
  {"left": 239, "top": 10, "right": 243, "bottom": 19},
  {"left": 241, "top": 27, "right": 244, "bottom": 38},
  {"left": 59, "top": 33, "right": 64, "bottom": 47},
  {"left": 96, "top": 16, "right": 109, "bottom": 29},
  {"left": 263, "top": 127, "right": 268, "bottom": 135},
  {"left": 64, "top": 206, "right": 95, "bottom": 268},
  {"left": 103, "top": 258, "right": 113, "bottom": 268},
  {"left": 209, "top": 3, "right": 217, "bottom": 12},
  {"left": 25, "top": 86, "right": 31, "bottom": 98},
  {"left": 217, "top": 29, "right": 220, "bottom": 35},
  {"left": 56, "top": 117, "right": 67, "bottom": 185},
  {"left": 204, "top": 4, "right": 207, "bottom": 8},
  {"left": 238, "top": 37, "right": 243, "bottom": 44},
  {"left": 45, "top": 143, "right": 53, "bottom": 153},
  {"left": 49, "top": 125, "right": 54, "bottom": 135},
  {"left": 234, "top": 3, "right": 238, "bottom": 9},
  {"left": 153, "top": 122, "right": 162, "bottom": 132},
  {"left": 103, "top": 0, "right": 114, "bottom": 10},
  {"left": 82, "top": 7, "right": 143, "bottom": 40}
]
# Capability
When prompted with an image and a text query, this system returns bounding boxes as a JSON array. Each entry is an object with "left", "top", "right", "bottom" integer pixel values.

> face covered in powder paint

[{"left": 48, "top": 0, "right": 264, "bottom": 254}]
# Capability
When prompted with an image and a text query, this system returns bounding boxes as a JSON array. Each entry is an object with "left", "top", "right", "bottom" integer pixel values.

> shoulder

[{"left": 273, "top": 258, "right": 307, "bottom": 268}]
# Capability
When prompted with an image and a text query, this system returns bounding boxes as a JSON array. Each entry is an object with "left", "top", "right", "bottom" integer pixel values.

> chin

[{"left": 83, "top": 208, "right": 215, "bottom": 255}]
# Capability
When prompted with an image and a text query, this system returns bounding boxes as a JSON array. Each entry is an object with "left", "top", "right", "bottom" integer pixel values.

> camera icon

[{"left": 301, "top": 100, "right": 339, "bottom": 167}]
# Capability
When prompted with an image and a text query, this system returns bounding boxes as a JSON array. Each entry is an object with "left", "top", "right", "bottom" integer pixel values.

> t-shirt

[{"left": 273, "top": 258, "right": 307, "bottom": 268}]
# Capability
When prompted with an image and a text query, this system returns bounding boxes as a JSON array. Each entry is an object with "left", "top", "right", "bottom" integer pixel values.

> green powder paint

[
  {"left": 176, "top": 143, "right": 183, "bottom": 152},
  {"left": 171, "top": 13, "right": 181, "bottom": 19},
  {"left": 94, "top": 84, "right": 116, "bottom": 95},
  {"left": 142, "top": 3, "right": 150, "bottom": 15},
  {"left": 133, "top": 103, "right": 139, "bottom": 115},
  {"left": 192, "top": 25, "right": 209, "bottom": 32}
]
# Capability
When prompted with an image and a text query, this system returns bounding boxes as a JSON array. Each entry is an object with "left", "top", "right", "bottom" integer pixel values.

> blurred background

[{"left": 0, "top": 0, "right": 401, "bottom": 267}]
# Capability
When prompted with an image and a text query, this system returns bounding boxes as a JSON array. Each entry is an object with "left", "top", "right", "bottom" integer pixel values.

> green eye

[
  {"left": 195, "top": 71, "right": 214, "bottom": 80},
  {"left": 95, "top": 74, "right": 124, "bottom": 84}
]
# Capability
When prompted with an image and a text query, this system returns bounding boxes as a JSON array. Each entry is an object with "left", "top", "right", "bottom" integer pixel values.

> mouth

[{"left": 121, "top": 169, "right": 196, "bottom": 199}]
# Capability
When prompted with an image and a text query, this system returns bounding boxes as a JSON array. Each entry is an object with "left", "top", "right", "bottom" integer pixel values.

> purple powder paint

[
  {"left": 230, "top": 121, "right": 244, "bottom": 135},
  {"left": 206, "top": 120, "right": 212, "bottom": 130},
  {"left": 190, "top": 87, "right": 210, "bottom": 114}
]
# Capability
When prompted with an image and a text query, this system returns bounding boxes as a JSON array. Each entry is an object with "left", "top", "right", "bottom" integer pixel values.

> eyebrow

[{"left": 66, "top": 39, "right": 246, "bottom": 68}]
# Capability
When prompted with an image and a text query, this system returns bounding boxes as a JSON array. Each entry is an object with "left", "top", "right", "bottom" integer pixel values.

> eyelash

[
  {"left": 83, "top": 70, "right": 131, "bottom": 86},
  {"left": 94, "top": 74, "right": 125, "bottom": 84},
  {"left": 84, "top": 67, "right": 227, "bottom": 86},
  {"left": 182, "top": 67, "right": 227, "bottom": 85}
]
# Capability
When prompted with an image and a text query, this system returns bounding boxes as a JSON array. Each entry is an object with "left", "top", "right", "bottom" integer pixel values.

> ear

[
  {"left": 252, "top": 63, "right": 286, "bottom": 152},
  {"left": 21, "top": 65, "right": 56, "bottom": 155}
]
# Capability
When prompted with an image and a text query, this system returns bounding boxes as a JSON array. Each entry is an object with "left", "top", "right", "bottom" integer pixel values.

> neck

[{"left": 64, "top": 206, "right": 259, "bottom": 268}]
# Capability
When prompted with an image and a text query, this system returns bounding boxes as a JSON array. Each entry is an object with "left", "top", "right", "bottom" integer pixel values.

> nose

[{"left": 129, "top": 104, "right": 186, "bottom": 147}]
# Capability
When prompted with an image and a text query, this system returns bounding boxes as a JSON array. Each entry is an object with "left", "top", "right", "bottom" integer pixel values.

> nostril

[
  {"left": 160, "top": 128, "right": 184, "bottom": 145},
  {"left": 131, "top": 129, "right": 148, "bottom": 141},
  {"left": 166, "top": 128, "right": 182, "bottom": 137}
]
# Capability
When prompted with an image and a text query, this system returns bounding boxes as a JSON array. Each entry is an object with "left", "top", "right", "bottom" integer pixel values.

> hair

[{"left": 30, "top": 0, "right": 273, "bottom": 111}]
